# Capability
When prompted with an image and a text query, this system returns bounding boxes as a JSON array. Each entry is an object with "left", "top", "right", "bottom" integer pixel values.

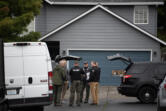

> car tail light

[
  {"left": 124, "top": 75, "right": 132, "bottom": 79},
  {"left": 123, "top": 75, "right": 132, "bottom": 83},
  {"left": 48, "top": 72, "right": 53, "bottom": 90},
  {"left": 164, "top": 84, "right": 166, "bottom": 89}
]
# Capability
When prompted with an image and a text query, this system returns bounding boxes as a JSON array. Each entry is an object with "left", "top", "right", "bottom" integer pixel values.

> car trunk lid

[{"left": 55, "top": 55, "right": 82, "bottom": 62}]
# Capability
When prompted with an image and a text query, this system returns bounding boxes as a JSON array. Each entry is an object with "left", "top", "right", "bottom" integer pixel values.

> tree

[
  {"left": 0, "top": 0, "right": 42, "bottom": 42},
  {"left": 158, "top": 0, "right": 166, "bottom": 42}
]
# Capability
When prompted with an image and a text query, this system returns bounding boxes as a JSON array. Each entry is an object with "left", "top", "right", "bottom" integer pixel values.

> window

[{"left": 134, "top": 6, "right": 149, "bottom": 24}]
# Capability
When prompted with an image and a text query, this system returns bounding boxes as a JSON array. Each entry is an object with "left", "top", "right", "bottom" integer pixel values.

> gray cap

[{"left": 84, "top": 61, "right": 88, "bottom": 64}]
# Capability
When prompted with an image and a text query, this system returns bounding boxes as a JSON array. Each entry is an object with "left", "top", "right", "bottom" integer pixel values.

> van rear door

[
  {"left": 4, "top": 45, "right": 24, "bottom": 99},
  {"left": 23, "top": 45, "right": 49, "bottom": 98}
]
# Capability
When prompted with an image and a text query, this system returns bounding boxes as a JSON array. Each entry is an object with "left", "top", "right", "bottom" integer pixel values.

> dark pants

[
  {"left": 53, "top": 85, "right": 63, "bottom": 104},
  {"left": 80, "top": 81, "right": 90, "bottom": 102},
  {"left": 69, "top": 80, "right": 81, "bottom": 105}
]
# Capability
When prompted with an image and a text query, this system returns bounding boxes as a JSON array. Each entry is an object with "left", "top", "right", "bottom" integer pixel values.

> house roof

[
  {"left": 45, "top": 0, "right": 164, "bottom": 5},
  {"left": 39, "top": 5, "right": 166, "bottom": 46}
]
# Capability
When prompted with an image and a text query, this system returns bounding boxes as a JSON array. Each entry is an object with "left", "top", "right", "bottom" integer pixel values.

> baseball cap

[{"left": 84, "top": 61, "right": 88, "bottom": 64}]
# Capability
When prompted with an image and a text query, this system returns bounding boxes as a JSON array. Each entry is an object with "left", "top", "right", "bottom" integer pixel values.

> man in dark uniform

[
  {"left": 69, "top": 61, "right": 84, "bottom": 107},
  {"left": 89, "top": 61, "right": 101, "bottom": 105},
  {"left": 80, "top": 61, "right": 91, "bottom": 103}
]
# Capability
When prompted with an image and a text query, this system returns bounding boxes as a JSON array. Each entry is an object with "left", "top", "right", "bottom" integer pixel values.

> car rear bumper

[
  {"left": 118, "top": 84, "right": 137, "bottom": 97},
  {"left": 159, "top": 95, "right": 166, "bottom": 107},
  {"left": 8, "top": 96, "right": 52, "bottom": 108}
]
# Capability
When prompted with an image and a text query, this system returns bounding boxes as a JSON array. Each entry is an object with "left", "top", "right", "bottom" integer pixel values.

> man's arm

[{"left": 62, "top": 68, "right": 67, "bottom": 81}]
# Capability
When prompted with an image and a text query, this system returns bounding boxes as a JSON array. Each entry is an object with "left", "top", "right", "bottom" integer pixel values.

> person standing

[
  {"left": 61, "top": 65, "right": 69, "bottom": 104},
  {"left": 69, "top": 61, "right": 84, "bottom": 107},
  {"left": 80, "top": 61, "right": 91, "bottom": 103},
  {"left": 89, "top": 61, "right": 101, "bottom": 105},
  {"left": 52, "top": 60, "right": 67, "bottom": 106}
]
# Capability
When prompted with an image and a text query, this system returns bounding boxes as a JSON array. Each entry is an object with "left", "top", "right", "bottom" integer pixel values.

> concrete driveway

[{"left": 45, "top": 86, "right": 157, "bottom": 111}]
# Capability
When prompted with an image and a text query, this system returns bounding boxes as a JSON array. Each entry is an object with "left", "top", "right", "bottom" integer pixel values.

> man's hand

[
  {"left": 88, "top": 82, "right": 91, "bottom": 85},
  {"left": 65, "top": 81, "right": 69, "bottom": 84}
]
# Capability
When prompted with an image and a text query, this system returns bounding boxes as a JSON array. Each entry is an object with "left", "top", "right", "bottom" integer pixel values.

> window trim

[{"left": 133, "top": 6, "right": 149, "bottom": 25}]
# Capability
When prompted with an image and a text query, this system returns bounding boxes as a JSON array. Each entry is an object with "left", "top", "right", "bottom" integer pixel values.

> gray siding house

[{"left": 36, "top": 0, "right": 166, "bottom": 85}]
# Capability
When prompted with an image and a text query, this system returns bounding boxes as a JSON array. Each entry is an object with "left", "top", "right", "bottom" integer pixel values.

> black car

[
  {"left": 108, "top": 54, "right": 166, "bottom": 103},
  {"left": 0, "top": 39, "right": 8, "bottom": 111}
]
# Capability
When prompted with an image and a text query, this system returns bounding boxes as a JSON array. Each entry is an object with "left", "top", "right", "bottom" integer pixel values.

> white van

[{"left": 4, "top": 42, "right": 53, "bottom": 111}]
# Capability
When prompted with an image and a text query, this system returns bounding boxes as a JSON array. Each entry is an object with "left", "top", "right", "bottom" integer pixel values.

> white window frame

[{"left": 134, "top": 6, "right": 149, "bottom": 24}]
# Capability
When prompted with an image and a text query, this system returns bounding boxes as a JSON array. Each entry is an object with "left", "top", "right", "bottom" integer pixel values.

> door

[
  {"left": 69, "top": 50, "right": 151, "bottom": 86},
  {"left": 5, "top": 46, "right": 24, "bottom": 99},
  {"left": 23, "top": 46, "right": 49, "bottom": 98}
]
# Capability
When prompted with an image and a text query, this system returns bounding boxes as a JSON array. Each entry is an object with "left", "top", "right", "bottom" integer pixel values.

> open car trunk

[
  {"left": 55, "top": 55, "right": 82, "bottom": 62},
  {"left": 107, "top": 54, "right": 133, "bottom": 74}
]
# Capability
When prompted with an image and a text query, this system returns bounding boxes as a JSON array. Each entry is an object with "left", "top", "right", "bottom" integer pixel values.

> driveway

[{"left": 45, "top": 86, "right": 157, "bottom": 111}]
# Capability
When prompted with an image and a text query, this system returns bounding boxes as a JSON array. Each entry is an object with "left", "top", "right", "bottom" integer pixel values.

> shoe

[
  {"left": 77, "top": 104, "right": 81, "bottom": 107},
  {"left": 80, "top": 100, "right": 82, "bottom": 103},
  {"left": 84, "top": 101, "right": 88, "bottom": 104},
  {"left": 69, "top": 104, "right": 73, "bottom": 107},
  {"left": 61, "top": 100, "right": 66, "bottom": 104}
]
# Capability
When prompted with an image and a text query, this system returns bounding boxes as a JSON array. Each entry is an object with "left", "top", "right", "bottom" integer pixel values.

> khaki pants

[{"left": 90, "top": 82, "right": 99, "bottom": 104}]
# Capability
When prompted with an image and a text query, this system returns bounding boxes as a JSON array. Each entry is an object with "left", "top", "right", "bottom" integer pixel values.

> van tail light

[
  {"left": 123, "top": 75, "right": 132, "bottom": 83},
  {"left": 48, "top": 72, "right": 53, "bottom": 101},
  {"left": 164, "top": 84, "right": 166, "bottom": 89},
  {"left": 48, "top": 72, "right": 53, "bottom": 90}
]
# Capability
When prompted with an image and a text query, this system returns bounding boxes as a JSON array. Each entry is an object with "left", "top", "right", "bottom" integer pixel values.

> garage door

[{"left": 69, "top": 50, "right": 151, "bottom": 86}]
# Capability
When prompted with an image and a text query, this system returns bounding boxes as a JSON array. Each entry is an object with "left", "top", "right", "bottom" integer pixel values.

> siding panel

[
  {"left": 36, "top": 4, "right": 157, "bottom": 36},
  {"left": 45, "top": 5, "right": 92, "bottom": 34},
  {"left": 109, "top": 6, "right": 157, "bottom": 35},
  {"left": 44, "top": 9, "right": 160, "bottom": 62}
]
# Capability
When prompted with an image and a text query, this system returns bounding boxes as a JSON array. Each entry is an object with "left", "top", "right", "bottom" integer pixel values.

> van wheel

[
  {"left": 3, "top": 103, "right": 8, "bottom": 111},
  {"left": 12, "top": 106, "right": 44, "bottom": 111},
  {"left": 34, "top": 106, "right": 44, "bottom": 111},
  {"left": 138, "top": 86, "right": 156, "bottom": 103},
  {"left": 0, "top": 102, "right": 8, "bottom": 111}
]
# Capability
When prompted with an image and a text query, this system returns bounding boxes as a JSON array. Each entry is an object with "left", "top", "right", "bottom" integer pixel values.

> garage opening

[
  {"left": 46, "top": 41, "right": 60, "bottom": 60},
  {"left": 68, "top": 50, "right": 151, "bottom": 86}
]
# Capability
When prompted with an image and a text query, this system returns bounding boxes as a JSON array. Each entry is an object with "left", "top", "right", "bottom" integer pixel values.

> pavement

[{"left": 45, "top": 86, "right": 157, "bottom": 111}]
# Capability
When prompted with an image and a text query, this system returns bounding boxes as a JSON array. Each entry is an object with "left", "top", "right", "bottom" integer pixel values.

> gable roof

[
  {"left": 39, "top": 5, "right": 166, "bottom": 46},
  {"left": 45, "top": 0, "right": 164, "bottom": 5}
]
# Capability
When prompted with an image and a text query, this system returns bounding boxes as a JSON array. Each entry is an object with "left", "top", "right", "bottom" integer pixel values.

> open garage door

[{"left": 69, "top": 50, "right": 151, "bottom": 86}]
